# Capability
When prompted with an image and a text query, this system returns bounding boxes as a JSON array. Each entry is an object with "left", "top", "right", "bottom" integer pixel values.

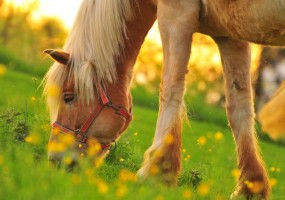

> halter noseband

[{"left": 52, "top": 82, "right": 132, "bottom": 151}]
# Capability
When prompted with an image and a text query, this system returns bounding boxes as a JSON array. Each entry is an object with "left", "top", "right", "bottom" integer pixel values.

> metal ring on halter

[{"left": 109, "top": 140, "right": 117, "bottom": 151}]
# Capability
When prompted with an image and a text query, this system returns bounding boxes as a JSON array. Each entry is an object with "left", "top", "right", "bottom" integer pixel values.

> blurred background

[
  {"left": 0, "top": 1, "right": 285, "bottom": 199},
  {"left": 0, "top": 0, "right": 285, "bottom": 141}
]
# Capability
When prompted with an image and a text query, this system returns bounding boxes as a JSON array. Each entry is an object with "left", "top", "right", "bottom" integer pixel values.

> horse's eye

[{"left": 63, "top": 93, "right": 75, "bottom": 104}]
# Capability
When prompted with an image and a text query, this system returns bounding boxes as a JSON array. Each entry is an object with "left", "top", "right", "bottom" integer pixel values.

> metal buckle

[
  {"left": 107, "top": 102, "right": 120, "bottom": 114},
  {"left": 74, "top": 129, "right": 88, "bottom": 143}
]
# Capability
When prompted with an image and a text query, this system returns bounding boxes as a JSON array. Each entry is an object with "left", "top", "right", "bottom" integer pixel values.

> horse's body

[
  {"left": 44, "top": 0, "right": 285, "bottom": 199},
  {"left": 199, "top": 0, "right": 285, "bottom": 45}
]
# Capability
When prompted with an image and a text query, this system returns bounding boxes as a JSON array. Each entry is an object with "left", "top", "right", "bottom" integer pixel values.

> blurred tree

[
  {"left": 0, "top": 0, "right": 38, "bottom": 44},
  {"left": 255, "top": 47, "right": 285, "bottom": 111},
  {"left": 36, "top": 17, "right": 67, "bottom": 53},
  {"left": 0, "top": 0, "right": 67, "bottom": 74}
]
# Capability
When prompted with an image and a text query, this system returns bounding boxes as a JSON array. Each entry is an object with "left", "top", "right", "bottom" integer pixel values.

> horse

[{"left": 43, "top": 0, "right": 285, "bottom": 199}]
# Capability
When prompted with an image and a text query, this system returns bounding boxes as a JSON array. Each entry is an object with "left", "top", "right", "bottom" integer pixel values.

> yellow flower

[
  {"left": 149, "top": 165, "right": 160, "bottom": 175},
  {"left": 153, "top": 149, "right": 163, "bottom": 159},
  {"left": 93, "top": 157, "right": 104, "bottom": 168},
  {"left": 47, "top": 84, "right": 60, "bottom": 97},
  {"left": 97, "top": 179, "right": 109, "bottom": 194},
  {"left": 116, "top": 185, "right": 128, "bottom": 197},
  {"left": 52, "top": 127, "right": 60, "bottom": 135},
  {"left": 197, "top": 136, "right": 207, "bottom": 146},
  {"left": 246, "top": 181, "right": 265, "bottom": 194},
  {"left": 31, "top": 96, "right": 36, "bottom": 101},
  {"left": 0, "top": 64, "right": 7, "bottom": 76},
  {"left": 197, "top": 183, "right": 210, "bottom": 197},
  {"left": 182, "top": 189, "right": 192, "bottom": 199},
  {"left": 118, "top": 169, "right": 137, "bottom": 182},
  {"left": 164, "top": 134, "right": 174, "bottom": 145},
  {"left": 269, "top": 167, "right": 276, "bottom": 172},
  {"left": 48, "top": 141, "right": 66, "bottom": 152},
  {"left": 25, "top": 134, "right": 41, "bottom": 145},
  {"left": 270, "top": 166, "right": 281, "bottom": 173},
  {"left": 63, "top": 156, "right": 73, "bottom": 165},
  {"left": 87, "top": 143, "right": 101, "bottom": 156},
  {"left": 270, "top": 178, "right": 277, "bottom": 187},
  {"left": 134, "top": 132, "right": 138, "bottom": 136},
  {"left": 59, "top": 134, "right": 75, "bottom": 146},
  {"left": 182, "top": 148, "right": 187, "bottom": 153},
  {"left": 214, "top": 132, "right": 223, "bottom": 141},
  {"left": 231, "top": 169, "right": 241, "bottom": 181},
  {"left": 244, "top": 180, "right": 254, "bottom": 188}
]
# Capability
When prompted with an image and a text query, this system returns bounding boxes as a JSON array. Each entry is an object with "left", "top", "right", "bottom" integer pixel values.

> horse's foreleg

[
  {"left": 215, "top": 38, "right": 270, "bottom": 199},
  {"left": 137, "top": 0, "right": 199, "bottom": 185}
]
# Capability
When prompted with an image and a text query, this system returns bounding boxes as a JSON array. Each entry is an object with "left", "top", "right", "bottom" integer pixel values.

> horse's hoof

[
  {"left": 230, "top": 186, "right": 243, "bottom": 200},
  {"left": 136, "top": 167, "right": 148, "bottom": 179},
  {"left": 230, "top": 182, "right": 269, "bottom": 200}
]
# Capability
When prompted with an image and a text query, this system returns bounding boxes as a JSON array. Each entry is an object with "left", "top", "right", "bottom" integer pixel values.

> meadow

[{"left": 0, "top": 61, "right": 285, "bottom": 200}]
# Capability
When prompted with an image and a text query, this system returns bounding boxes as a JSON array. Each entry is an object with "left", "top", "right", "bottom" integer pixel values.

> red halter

[{"left": 52, "top": 83, "right": 132, "bottom": 151}]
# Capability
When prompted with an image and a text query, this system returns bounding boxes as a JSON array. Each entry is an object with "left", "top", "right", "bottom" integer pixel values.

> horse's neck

[
  {"left": 124, "top": 0, "right": 156, "bottom": 65},
  {"left": 108, "top": 0, "right": 156, "bottom": 104},
  {"left": 116, "top": 0, "right": 156, "bottom": 83}
]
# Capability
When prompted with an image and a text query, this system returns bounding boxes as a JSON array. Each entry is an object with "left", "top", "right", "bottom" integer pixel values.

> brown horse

[{"left": 43, "top": 0, "right": 285, "bottom": 199}]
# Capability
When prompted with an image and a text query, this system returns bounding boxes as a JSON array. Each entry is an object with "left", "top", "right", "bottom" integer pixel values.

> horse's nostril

[{"left": 48, "top": 152, "right": 65, "bottom": 168}]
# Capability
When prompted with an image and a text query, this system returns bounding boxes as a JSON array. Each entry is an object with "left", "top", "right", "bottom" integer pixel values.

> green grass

[
  {"left": 0, "top": 45, "right": 52, "bottom": 76},
  {"left": 0, "top": 68, "right": 285, "bottom": 200},
  {"left": 0, "top": 70, "right": 39, "bottom": 110}
]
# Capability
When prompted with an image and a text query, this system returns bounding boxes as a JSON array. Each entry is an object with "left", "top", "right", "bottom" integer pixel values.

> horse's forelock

[{"left": 63, "top": 0, "right": 134, "bottom": 82}]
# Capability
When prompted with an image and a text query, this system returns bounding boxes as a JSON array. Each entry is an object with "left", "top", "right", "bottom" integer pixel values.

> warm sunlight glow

[
  {"left": 5, "top": 0, "right": 81, "bottom": 29},
  {"left": 5, "top": 0, "right": 25, "bottom": 6},
  {"left": 37, "top": 0, "right": 81, "bottom": 28}
]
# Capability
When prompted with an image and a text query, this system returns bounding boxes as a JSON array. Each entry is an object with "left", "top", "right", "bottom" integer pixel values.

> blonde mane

[{"left": 43, "top": 0, "right": 134, "bottom": 120}]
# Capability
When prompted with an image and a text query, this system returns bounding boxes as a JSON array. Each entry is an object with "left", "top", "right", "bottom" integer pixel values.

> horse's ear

[{"left": 44, "top": 49, "right": 70, "bottom": 65}]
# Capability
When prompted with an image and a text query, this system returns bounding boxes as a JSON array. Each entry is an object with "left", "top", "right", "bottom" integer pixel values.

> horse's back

[{"left": 198, "top": 0, "right": 285, "bottom": 45}]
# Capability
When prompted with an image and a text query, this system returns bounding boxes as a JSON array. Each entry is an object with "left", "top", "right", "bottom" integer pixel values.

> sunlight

[
  {"left": 5, "top": 0, "right": 26, "bottom": 6},
  {"left": 37, "top": 0, "right": 81, "bottom": 28},
  {"left": 4, "top": 0, "right": 81, "bottom": 29}
]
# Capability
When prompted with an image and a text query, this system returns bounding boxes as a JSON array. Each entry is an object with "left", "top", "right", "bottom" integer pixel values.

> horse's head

[
  {"left": 44, "top": 50, "right": 132, "bottom": 165},
  {"left": 42, "top": 0, "right": 156, "bottom": 166}
]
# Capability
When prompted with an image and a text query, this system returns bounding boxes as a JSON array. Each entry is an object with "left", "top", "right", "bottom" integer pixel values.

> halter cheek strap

[{"left": 52, "top": 83, "right": 132, "bottom": 151}]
